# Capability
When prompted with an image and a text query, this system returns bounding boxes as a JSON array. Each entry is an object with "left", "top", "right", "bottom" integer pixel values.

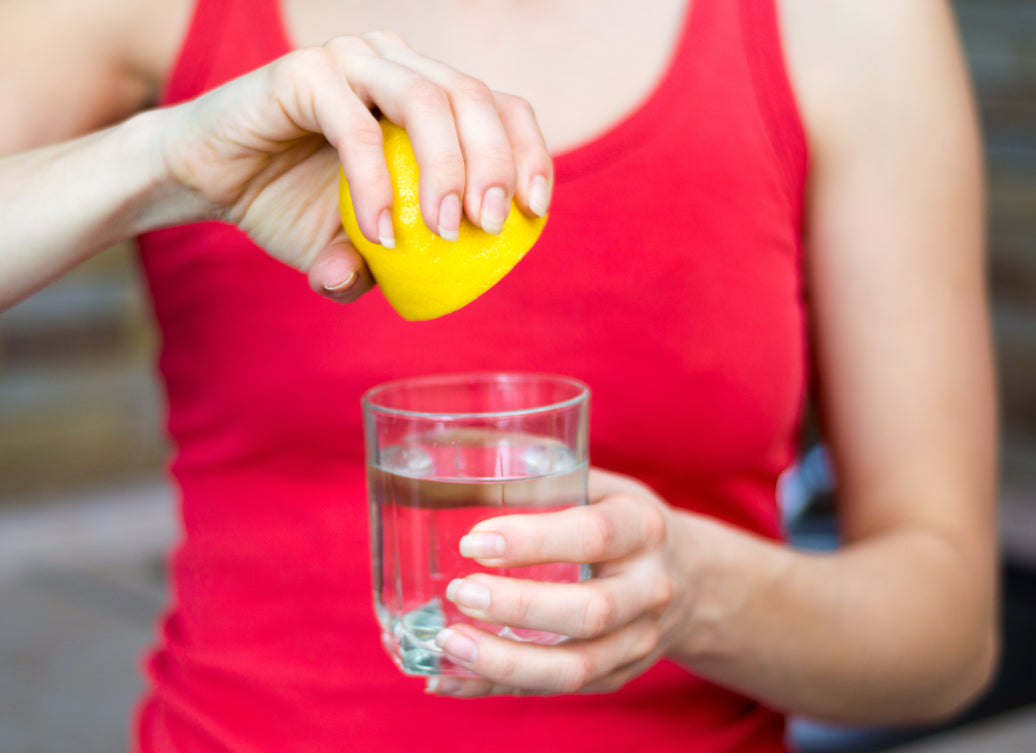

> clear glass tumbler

[{"left": 362, "top": 373, "right": 590, "bottom": 676}]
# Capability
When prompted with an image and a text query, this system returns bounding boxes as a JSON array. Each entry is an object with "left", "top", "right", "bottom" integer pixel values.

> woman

[{"left": 0, "top": 1, "right": 997, "bottom": 751}]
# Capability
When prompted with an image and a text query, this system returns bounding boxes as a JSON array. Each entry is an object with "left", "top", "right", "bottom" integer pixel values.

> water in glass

[{"left": 369, "top": 428, "right": 587, "bottom": 676}]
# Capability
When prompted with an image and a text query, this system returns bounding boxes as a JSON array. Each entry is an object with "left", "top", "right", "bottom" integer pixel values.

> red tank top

[{"left": 134, "top": 1, "right": 808, "bottom": 751}]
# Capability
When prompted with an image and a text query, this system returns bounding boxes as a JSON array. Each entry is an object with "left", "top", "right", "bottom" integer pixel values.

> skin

[{"left": 0, "top": 0, "right": 997, "bottom": 725}]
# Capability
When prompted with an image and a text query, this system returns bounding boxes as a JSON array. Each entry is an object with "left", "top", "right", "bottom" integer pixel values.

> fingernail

[
  {"left": 426, "top": 676, "right": 464, "bottom": 695},
  {"left": 446, "top": 578, "right": 490, "bottom": 611},
  {"left": 459, "top": 532, "right": 505, "bottom": 559},
  {"left": 436, "top": 628, "right": 478, "bottom": 665},
  {"left": 437, "top": 193, "right": 461, "bottom": 242},
  {"left": 528, "top": 175, "right": 550, "bottom": 217},
  {"left": 378, "top": 209, "right": 395, "bottom": 248},
  {"left": 323, "top": 269, "right": 356, "bottom": 292},
  {"left": 480, "top": 186, "right": 508, "bottom": 235}
]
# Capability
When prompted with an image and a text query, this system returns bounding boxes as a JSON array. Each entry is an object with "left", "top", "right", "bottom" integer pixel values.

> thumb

[{"left": 306, "top": 233, "right": 375, "bottom": 304}]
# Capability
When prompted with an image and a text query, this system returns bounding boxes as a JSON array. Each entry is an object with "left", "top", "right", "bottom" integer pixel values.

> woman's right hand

[{"left": 159, "top": 31, "right": 553, "bottom": 300}]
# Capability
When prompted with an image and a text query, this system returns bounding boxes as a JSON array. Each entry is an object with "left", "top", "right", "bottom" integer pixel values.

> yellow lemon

[{"left": 338, "top": 120, "right": 547, "bottom": 321}]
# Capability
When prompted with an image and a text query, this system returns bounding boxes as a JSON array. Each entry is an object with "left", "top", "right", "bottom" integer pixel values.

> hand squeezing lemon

[{"left": 338, "top": 120, "right": 548, "bottom": 321}]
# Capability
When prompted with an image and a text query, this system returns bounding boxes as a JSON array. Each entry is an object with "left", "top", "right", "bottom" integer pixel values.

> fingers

[
  {"left": 362, "top": 32, "right": 520, "bottom": 233},
  {"left": 307, "top": 234, "right": 375, "bottom": 303},
  {"left": 462, "top": 493, "right": 669, "bottom": 568},
  {"left": 279, "top": 34, "right": 552, "bottom": 246},
  {"left": 420, "top": 471, "right": 674, "bottom": 699},
  {"left": 272, "top": 45, "right": 396, "bottom": 247},
  {"left": 330, "top": 39, "right": 468, "bottom": 239},
  {"left": 495, "top": 92, "right": 553, "bottom": 218},
  {"left": 431, "top": 617, "right": 659, "bottom": 694},
  {"left": 445, "top": 563, "right": 671, "bottom": 640},
  {"left": 423, "top": 566, "right": 668, "bottom": 698},
  {"left": 425, "top": 654, "right": 656, "bottom": 698}
]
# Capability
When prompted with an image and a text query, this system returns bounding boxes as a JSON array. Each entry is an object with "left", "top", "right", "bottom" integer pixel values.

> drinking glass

[{"left": 362, "top": 373, "right": 590, "bottom": 676}]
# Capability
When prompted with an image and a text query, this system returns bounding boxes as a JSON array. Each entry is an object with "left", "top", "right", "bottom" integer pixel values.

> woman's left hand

[{"left": 425, "top": 468, "right": 695, "bottom": 697}]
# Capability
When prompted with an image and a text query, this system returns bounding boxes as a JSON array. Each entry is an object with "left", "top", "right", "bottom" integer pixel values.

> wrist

[
  {"left": 0, "top": 109, "right": 219, "bottom": 309},
  {"left": 667, "top": 512, "right": 797, "bottom": 665},
  {"left": 111, "top": 106, "right": 216, "bottom": 237}
]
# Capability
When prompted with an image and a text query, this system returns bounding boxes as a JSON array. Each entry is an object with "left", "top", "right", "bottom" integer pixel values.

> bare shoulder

[
  {"left": 773, "top": 2, "right": 993, "bottom": 541},
  {"left": 776, "top": 0, "right": 977, "bottom": 162},
  {"left": 0, "top": 0, "right": 194, "bottom": 152}
]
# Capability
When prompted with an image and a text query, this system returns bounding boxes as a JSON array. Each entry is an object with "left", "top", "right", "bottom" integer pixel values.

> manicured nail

[
  {"left": 459, "top": 532, "right": 505, "bottom": 559},
  {"left": 437, "top": 193, "right": 461, "bottom": 242},
  {"left": 446, "top": 578, "right": 490, "bottom": 611},
  {"left": 436, "top": 628, "right": 478, "bottom": 664},
  {"left": 378, "top": 209, "right": 395, "bottom": 248},
  {"left": 323, "top": 269, "right": 356, "bottom": 292},
  {"left": 528, "top": 175, "right": 550, "bottom": 218},
  {"left": 480, "top": 186, "right": 508, "bottom": 235}
]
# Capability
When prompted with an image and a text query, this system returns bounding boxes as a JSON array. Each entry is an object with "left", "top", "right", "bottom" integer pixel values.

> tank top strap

[
  {"left": 160, "top": 0, "right": 292, "bottom": 107},
  {"left": 737, "top": 0, "right": 809, "bottom": 209}
]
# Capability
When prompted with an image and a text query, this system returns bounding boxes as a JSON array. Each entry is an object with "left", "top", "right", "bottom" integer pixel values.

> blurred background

[{"left": 1, "top": 1, "right": 1034, "bottom": 751}]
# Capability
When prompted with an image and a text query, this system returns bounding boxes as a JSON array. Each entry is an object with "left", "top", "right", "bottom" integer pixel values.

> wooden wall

[
  {"left": 960, "top": 1, "right": 1036, "bottom": 487},
  {"left": 0, "top": 246, "right": 166, "bottom": 501}
]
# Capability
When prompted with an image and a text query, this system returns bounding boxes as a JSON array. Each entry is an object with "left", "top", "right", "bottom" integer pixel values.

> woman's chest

[{"left": 283, "top": 0, "right": 689, "bottom": 153}]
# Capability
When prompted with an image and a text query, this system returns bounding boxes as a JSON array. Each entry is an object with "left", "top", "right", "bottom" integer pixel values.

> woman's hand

[
  {"left": 160, "top": 31, "right": 552, "bottom": 302},
  {"left": 425, "top": 468, "right": 696, "bottom": 696},
  {"left": 0, "top": 31, "right": 552, "bottom": 309}
]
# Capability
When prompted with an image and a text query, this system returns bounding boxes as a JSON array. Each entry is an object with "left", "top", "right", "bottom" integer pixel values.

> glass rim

[{"left": 361, "top": 372, "right": 590, "bottom": 420}]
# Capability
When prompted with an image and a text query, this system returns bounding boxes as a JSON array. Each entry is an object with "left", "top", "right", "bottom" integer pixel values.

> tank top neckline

[{"left": 258, "top": 0, "right": 701, "bottom": 180}]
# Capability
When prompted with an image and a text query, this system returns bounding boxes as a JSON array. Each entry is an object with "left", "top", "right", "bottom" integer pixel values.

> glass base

[{"left": 381, "top": 597, "right": 572, "bottom": 677}]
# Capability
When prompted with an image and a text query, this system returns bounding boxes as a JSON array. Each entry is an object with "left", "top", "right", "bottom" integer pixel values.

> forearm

[
  {"left": 0, "top": 108, "right": 207, "bottom": 309},
  {"left": 670, "top": 512, "right": 997, "bottom": 724}
]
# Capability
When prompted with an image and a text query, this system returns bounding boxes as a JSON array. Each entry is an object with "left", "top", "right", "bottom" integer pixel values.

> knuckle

[
  {"left": 582, "top": 588, "right": 618, "bottom": 636},
  {"left": 640, "top": 502, "right": 668, "bottom": 549},
  {"left": 347, "top": 117, "right": 385, "bottom": 150},
  {"left": 471, "top": 149, "right": 518, "bottom": 192},
  {"left": 497, "top": 91, "right": 534, "bottom": 116},
  {"left": 481, "top": 144, "right": 518, "bottom": 173},
  {"left": 430, "top": 150, "right": 466, "bottom": 177},
  {"left": 363, "top": 29, "right": 407, "bottom": 48},
  {"left": 582, "top": 508, "right": 617, "bottom": 559},
  {"left": 558, "top": 655, "right": 594, "bottom": 694},
  {"left": 493, "top": 652, "right": 521, "bottom": 686},
  {"left": 407, "top": 80, "right": 450, "bottom": 111},
  {"left": 449, "top": 75, "right": 494, "bottom": 104},
  {"left": 633, "top": 624, "right": 661, "bottom": 661},
  {"left": 325, "top": 34, "right": 374, "bottom": 58},
  {"left": 280, "top": 47, "right": 330, "bottom": 81},
  {"left": 509, "top": 587, "right": 535, "bottom": 626},
  {"left": 650, "top": 569, "right": 675, "bottom": 611},
  {"left": 341, "top": 165, "right": 387, "bottom": 204}
]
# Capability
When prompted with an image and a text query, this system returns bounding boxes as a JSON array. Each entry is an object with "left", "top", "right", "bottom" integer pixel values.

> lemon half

[{"left": 338, "top": 120, "right": 547, "bottom": 321}]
